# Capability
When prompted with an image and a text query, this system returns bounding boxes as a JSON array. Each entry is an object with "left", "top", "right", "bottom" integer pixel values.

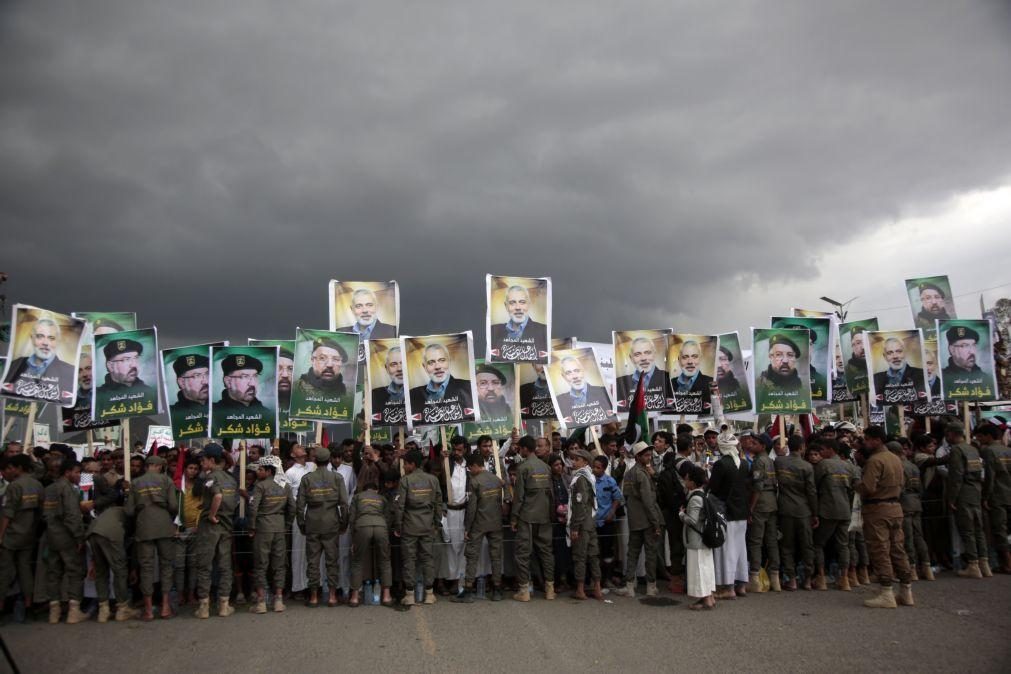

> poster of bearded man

[
  {"left": 486, "top": 275, "right": 551, "bottom": 364},
  {"left": 905, "top": 275, "right": 956, "bottom": 340},
  {"left": 752, "top": 328, "right": 813, "bottom": 414},
  {"left": 715, "top": 332, "right": 754, "bottom": 414},
  {"left": 367, "top": 337, "right": 409, "bottom": 427},
  {"left": 772, "top": 316, "right": 833, "bottom": 403},
  {"left": 613, "top": 329, "right": 670, "bottom": 414},
  {"left": 249, "top": 339, "right": 313, "bottom": 434},
  {"left": 1, "top": 305, "right": 86, "bottom": 407},
  {"left": 328, "top": 280, "right": 399, "bottom": 340},
  {"left": 161, "top": 342, "right": 226, "bottom": 440},
  {"left": 62, "top": 311, "right": 138, "bottom": 431},
  {"left": 209, "top": 345, "right": 278, "bottom": 439},
  {"left": 666, "top": 333, "right": 717, "bottom": 415},
  {"left": 839, "top": 318, "right": 878, "bottom": 395},
  {"left": 546, "top": 347, "right": 618, "bottom": 430},
  {"left": 403, "top": 332, "right": 479, "bottom": 428},
  {"left": 937, "top": 319, "right": 998, "bottom": 402},
  {"left": 289, "top": 329, "right": 359, "bottom": 423},
  {"left": 463, "top": 360, "right": 516, "bottom": 439},
  {"left": 93, "top": 327, "right": 161, "bottom": 420},
  {"left": 866, "top": 329, "right": 930, "bottom": 406}
]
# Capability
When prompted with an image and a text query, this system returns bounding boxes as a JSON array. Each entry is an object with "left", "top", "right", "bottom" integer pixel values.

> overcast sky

[{"left": 3, "top": 0, "right": 1011, "bottom": 353}]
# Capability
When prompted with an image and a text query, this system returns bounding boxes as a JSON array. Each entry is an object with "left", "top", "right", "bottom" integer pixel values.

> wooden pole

[
  {"left": 492, "top": 439, "right": 507, "bottom": 502},
  {"left": 122, "top": 417, "right": 131, "bottom": 483},
  {"left": 778, "top": 414, "right": 787, "bottom": 449},
  {"left": 315, "top": 421, "right": 323, "bottom": 446},
  {"left": 86, "top": 430, "right": 95, "bottom": 458},
  {"left": 238, "top": 439, "right": 247, "bottom": 517},
  {"left": 364, "top": 369, "right": 373, "bottom": 448},
  {"left": 2, "top": 416, "right": 15, "bottom": 444},
  {"left": 513, "top": 373, "right": 521, "bottom": 435},
  {"left": 589, "top": 425, "right": 603, "bottom": 457},
  {"left": 440, "top": 426, "right": 452, "bottom": 503},
  {"left": 861, "top": 394, "right": 870, "bottom": 430},
  {"left": 897, "top": 406, "right": 906, "bottom": 438},
  {"left": 837, "top": 403, "right": 845, "bottom": 422},
  {"left": 398, "top": 427, "right": 405, "bottom": 476},
  {"left": 925, "top": 416, "right": 932, "bottom": 433},
  {"left": 23, "top": 402, "right": 38, "bottom": 447},
  {"left": 963, "top": 401, "right": 971, "bottom": 437}
]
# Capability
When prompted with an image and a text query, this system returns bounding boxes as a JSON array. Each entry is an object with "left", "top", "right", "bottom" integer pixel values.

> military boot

[
  {"left": 748, "top": 572, "right": 763, "bottom": 594},
  {"left": 848, "top": 566, "right": 860, "bottom": 586},
  {"left": 115, "top": 603, "right": 139, "bottom": 622},
  {"left": 957, "top": 560, "right": 982, "bottom": 579},
  {"left": 66, "top": 600, "right": 88, "bottom": 624},
  {"left": 896, "top": 583, "right": 914, "bottom": 606},
  {"left": 836, "top": 573, "right": 851, "bottom": 591},
  {"left": 612, "top": 581, "right": 636, "bottom": 597},
  {"left": 919, "top": 563, "right": 935, "bottom": 581},
  {"left": 48, "top": 601, "right": 61, "bottom": 624},
  {"left": 97, "top": 601, "right": 111, "bottom": 624},
  {"left": 857, "top": 566, "right": 871, "bottom": 585},
  {"left": 645, "top": 582, "right": 658, "bottom": 597},
  {"left": 980, "top": 558, "right": 993, "bottom": 577},
  {"left": 544, "top": 581, "right": 556, "bottom": 600},
  {"left": 814, "top": 568, "right": 828, "bottom": 591},
  {"left": 194, "top": 598, "right": 210, "bottom": 619},
  {"left": 401, "top": 593, "right": 416, "bottom": 607},
  {"left": 863, "top": 585, "right": 897, "bottom": 609},
  {"left": 423, "top": 589, "right": 437, "bottom": 604},
  {"left": 273, "top": 595, "right": 286, "bottom": 612},
  {"left": 218, "top": 598, "right": 235, "bottom": 617},
  {"left": 769, "top": 571, "right": 782, "bottom": 592}
]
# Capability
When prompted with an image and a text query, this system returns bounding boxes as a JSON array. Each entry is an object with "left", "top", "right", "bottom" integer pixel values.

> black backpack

[{"left": 688, "top": 490, "right": 727, "bottom": 549}]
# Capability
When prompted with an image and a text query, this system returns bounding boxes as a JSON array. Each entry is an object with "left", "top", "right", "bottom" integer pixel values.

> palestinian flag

[{"left": 623, "top": 373, "right": 649, "bottom": 446}]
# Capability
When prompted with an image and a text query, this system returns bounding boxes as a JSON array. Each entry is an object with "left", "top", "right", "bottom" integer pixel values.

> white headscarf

[
  {"left": 717, "top": 431, "right": 741, "bottom": 468},
  {"left": 259, "top": 455, "right": 287, "bottom": 488}
]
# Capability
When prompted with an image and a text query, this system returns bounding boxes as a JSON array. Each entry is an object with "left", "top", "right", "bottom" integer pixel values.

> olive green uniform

[
  {"left": 569, "top": 472, "right": 600, "bottom": 582},
  {"left": 622, "top": 463, "right": 662, "bottom": 584},
  {"left": 775, "top": 454, "right": 817, "bottom": 580},
  {"left": 857, "top": 450, "right": 911, "bottom": 585},
  {"left": 87, "top": 477, "right": 129, "bottom": 603},
  {"left": 813, "top": 457, "right": 855, "bottom": 570},
  {"left": 394, "top": 470, "right": 443, "bottom": 588},
  {"left": 981, "top": 442, "right": 1011, "bottom": 554},
  {"left": 296, "top": 469, "right": 348, "bottom": 590},
  {"left": 0, "top": 474, "right": 43, "bottom": 599},
  {"left": 43, "top": 477, "right": 86, "bottom": 602},
  {"left": 464, "top": 471, "right": 506, "bottom": 586},
  {"left": 512, "top": 455, "right": 554, "bottom": 586},
  {"left": 194, "top": 469, "right": 237, "bottom": 599},
  {"left": 126, "top": 471, "right": 179, "bottom": 596},
  {"left": 899, "top": 457, "right": 929, "bottom": 567},
  {"left": 249, "top": 478, "right": 293, "bottom": 592},
  {"left": 348, "top": 488, "right": 393, "bottom": 588},
  {"left": 747, "top": 451, "right": 779, "bottom": 573},
  {"left": 946, "top": 442, "right": 987, "bottom": 561}
]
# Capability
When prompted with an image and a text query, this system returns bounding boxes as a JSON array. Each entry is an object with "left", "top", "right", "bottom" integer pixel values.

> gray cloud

[{"left": 3, "top": 0, "right": 1011, "bottom": 354}]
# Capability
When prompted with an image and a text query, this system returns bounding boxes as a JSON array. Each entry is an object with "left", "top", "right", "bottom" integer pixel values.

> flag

[{"left": 623, "top": 373, "right": 649, "bottom": 445}]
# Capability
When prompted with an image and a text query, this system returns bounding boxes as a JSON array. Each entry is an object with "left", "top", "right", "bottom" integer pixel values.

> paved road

[{"left": 3, "top": 576, "right": 1010, "bottom": 673}]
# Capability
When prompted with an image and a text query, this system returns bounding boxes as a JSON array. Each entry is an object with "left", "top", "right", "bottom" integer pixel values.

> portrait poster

[
  {"left": 289, "top": 329, "right": 359, "bottom": 423},
  {"left": 937, "top": 319, "right": 998, "bottom": 402},
  {"left": 546, "top": 347, "right": 618, "bottom": 430},
  {"left": 1, "top": 304, "right": 86, "bottom": 407},
  {"left": 791, "top": 308, "right": 835, "bottom": 319},
  {"left": 93, "top": 328, "right": 161, "bottom": 420},
  {"left": 772, "top": 316, "right": 833, "bottom": 403},
  {"left": 328, "top": 280, "right": 400, "bottom": 340},
  {"left": 4, "top": 396, "right": 32, "bottom": 418},
  {"left": 145, "top": 425, "right": 174, "bottom": 452},
  {"left": 366, "top": 337, "right": 409, "bottom": 428},
  {"left": 73, "top": 312, "right": 138, "bottom": 338},
  {"left": 60, "top": 344, "right": 118, "bottom": 433},
  {"left": 517, "top": 362, "right": 556, "bottom": 421},
  {"left": 752, "top": 328, "right": 813, "bottom": 414},
  {"left": 486, "top": 275, "right": 551, "bottom": 364},
  {"left": 161, "top": 342, "right": 225, "bottom": 441},
  {"left": 462, "top": 359, "right": 516, "bottom": 439},
  {"left": 715, "top": 332, "right": 754, "bottom": 414},
  {"left": 905, "top": 275, "right": 956, "bottom": 339},
  {"left": 666, "top": 333, "right": 717, "bottom": 415},
  {"left": 249, "top": 339, "right": 313, "bottom": 434},
  {"left": 839, "top": 318, "right": 878, "bottom": 395},
  {"left": 982, "top": 297, "right": 1011, "bottom": 400},
  {"left": 574, "top": 340, "right": 616, "bottom": 404},
  {"left": 867, "top": 329, "right": 930, "bottom": 406},
  {"left": 613, "top": 329, "right": 670, "bottom": 413},
  {"left": 403, "top": 332, "right": 479, "bottom": 427},
  {"left": 552, "top": 336, "right": 576, "bottom": 351},
  {"left": 209, "top": 345, "right": 278, "bottom": 439}
]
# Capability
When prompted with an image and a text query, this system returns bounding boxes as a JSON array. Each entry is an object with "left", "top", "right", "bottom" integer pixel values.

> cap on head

[
  {"left": 173, "top": 353, "right": 209, "bottom": 376},
  {"left": 146, "top": 454, "right": 166, "bottom": 466},
  {"left": 203, "top": 443, "right": 224, "bottom": 460},
  {"left": 222, "top": 353, "right": 263, "bottom": 376},
  {"left": 946, "top": 325, "right": 979, "bottom": 344},
  {"left": 570, "top": 448, "right": 593, "bottom": 463},
  {"left": 769, "top": 333, "right": 801, "bottom": 357},
  {"left": 918, "top": 282, "right": 945, "bottom": 298},
  {"left": 632, "top": 441, "right": 651, "bottom": 456},
  {"left": 103, "top": 338, "right": 143, "bottom": 360},
  {"left": 314, "top": 446, "right": 331, "bottom": 462}
]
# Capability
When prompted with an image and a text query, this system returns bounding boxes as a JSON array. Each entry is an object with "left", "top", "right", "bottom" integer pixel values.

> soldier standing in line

[
  {"left": 296, "top": 446, "right": 349, "bottom": 607},
  {"left": 192, "top": 443, "right": 238, "bottom": 619},
  {"left": 127, "top": 454, "right": 178, "bottom": 620},
  {"left": 394, "top": 450, "right": 443, "bottom": 606}
]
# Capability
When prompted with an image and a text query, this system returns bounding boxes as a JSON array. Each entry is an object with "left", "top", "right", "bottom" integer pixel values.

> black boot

[
  {"left": 490, "top": 585, "right": 504, "bottom": 602},
  {"left": 451, "top": 587, "right": 475, "bottom": 603}
]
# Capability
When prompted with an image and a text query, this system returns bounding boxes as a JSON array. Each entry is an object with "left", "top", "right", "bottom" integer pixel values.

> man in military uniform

[
  {"left": 94, "top": 338, "right": 157, "bottom": 410},
  {"left": 757, "top": 334, "right": 804, "bottom": 398},
  {"left": 297, "top": 338, "right": 350, "bottom": 397},
  {"left": 744, "top": 431, "right": 780, "bottom": 592},
  {"left": 0, "top": 454, "right": 43, "bottom": 619},
  {"left": 783, "top": 324, "right": 827, "bottom": 398},
  {"left": 511, "top": 435, "right": 555, "bottom": 601},
  {"left": 857, "top": 426, "right": 913, "bottom": 608},
  {"left": 813, "top": 439, "right": 857, "bottom": 590},
  {"left": 614, "top": 441, "right": 663, "bottom": 598},
  {"left": 914, "top": 281, "right": 951, "bottom": 332},
  {"left": 215, "top": 353, "right": 272, "bottom": 418},
  {"left": 568, "top": 449, "right": 602, "bottom": 600},
  {"left": 896, "top": 441, "right": 932, "bottom": 581},
  {"left": 394, "top": 450, "right": 444, "bottom": 606},
  {"left": 942, "top": 325, "right": 985, "bottom": 379},
  {"left": 296, "top": 446, "right": 349, "bottom": 607},
  {"left": 170, "top": 353, "right": 210, "bottom": 433},
  {"left": 86, "top": 468, "right": 137, "bottom": 622},
  {"left": 716, "top": 345, "right": 741, "bottom": 395},
  {"left": 945, "top": 425, "right": 989, "bottom": 577},
  {"left": 976, "top": 423, "right": 1011, "bottom": 573},
  {"left": 775, "top": 435, "right": 818, "bottom": 591},
  {"left": 192, "top": 443, "right": 238, "bottom": 618},
  {"left": 845, "top": 327, "right": 869, "bottom": 388},
  {"left": 454, "top": 452, "right": 507, "bottom": 603},
  {"left": 43, "top": 458, "right": 88, "bottom": 624},
  {"left": 248, "top": 455, "right": 293, "bottom": 613},
  {"left": 126, "top": 454, "right": 178, "bottom": 620}
]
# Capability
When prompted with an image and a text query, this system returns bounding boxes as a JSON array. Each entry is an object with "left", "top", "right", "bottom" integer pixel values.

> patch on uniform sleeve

[
  {"left": 576, "top": 493, "right": 583, "bottom": 503},
  {"left": 205, "top": 479, "right": 215, "bottom": 488}
]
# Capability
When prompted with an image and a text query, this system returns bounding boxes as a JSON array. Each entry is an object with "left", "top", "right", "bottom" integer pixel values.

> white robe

[
  {"left": 445, "top": 460, "right": 468, "bottom": 581},
  {"left": 286, "top": 462, "right": 315, "bottom": 592},
  {"left": 329, "top": 463, "right": 357, "bottom": 591}
]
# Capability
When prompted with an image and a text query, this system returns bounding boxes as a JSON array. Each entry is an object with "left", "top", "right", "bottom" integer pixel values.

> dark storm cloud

[{"left": 3, "top": 0, "right": 1010, "bottom": 352}]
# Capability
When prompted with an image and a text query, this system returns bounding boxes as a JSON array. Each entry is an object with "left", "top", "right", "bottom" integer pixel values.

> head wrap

[
  {"left": 717, "top": 430, "right": 741, "bottom": 468},
  {"left": 259, "top": 455, "right": 287, "bottom": 488}
]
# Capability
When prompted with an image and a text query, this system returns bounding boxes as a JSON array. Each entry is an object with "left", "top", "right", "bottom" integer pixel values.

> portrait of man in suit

[
  {"left": 554, "top": 355, "right": 611, "bottom": 421},
  {"left": 614, "top": 335, "right": 668, "bottom": 411},
  {"left": 3, "top": 313, "right": 78, "bottom": 405},
  {"left": 872, "top": 336, "right": 927, "bottom": 404},
  {"left": 488, "top": 282, "right": 548, "bottom": 363}
]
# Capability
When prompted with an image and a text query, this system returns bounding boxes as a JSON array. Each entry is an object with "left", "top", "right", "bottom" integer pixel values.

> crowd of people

[{"left": 1, "top": 411, "right": 1009, "bottom": 624}]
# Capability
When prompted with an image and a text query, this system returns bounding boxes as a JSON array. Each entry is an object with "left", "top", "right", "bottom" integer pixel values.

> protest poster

[
  {"left": 866, "top": 329, "right": 930, "bottom": 406},
  {"left": 791, "top": 308, "right": 835, "bottom": 318},
  {"left": 1, "top": 305, "right": 86, "bottom": 407},
  {"left": 209, "top": 345, "right": 278, "bottom": 439},
  {"left": 552, "top": 336, "right": 576, "bottom": 351},
  {"left": 839, "top": 318, "right": 878, "bottom": 395},
  {"left": 366, "top": 337, "right": 408, "bottom": 427},
  {"left": 462, "top": 359, "right": 516, "bottom": 439},
  {"left": 60, "top": 344, "right": 118, "bottom": 433},
  {"left": 612, "top": 329, "right": 670, "bottom": 413},
  {"left": 73, "top": 312, "right": 138, "bottom": 337},
  {"left": 328, "top": 280, "right": 400, "bottom": 340},
  {"left": 546, "top": 347, "right": 618, "bottom": 429},
  {"left": 161, "top": 342, "right": 225, "bottom": 440},
  {"left": 752, "top": 328, "right": 813, "bottom": 414},
  {"left": 289, "top": 329, "right": 359, "bottom": 423},
  {"left": 145, "top": 425, "right": 174, "bottom": 452},
  {"left": 517, "top": 362, "right": 556, "bottom": 421},
  {"left": 574, "top": 340, "right": 616, "bottom": 404},
  {"left": 905, "top": 275, "right": 956, "bottom": 339},
  {"left": 93, "top": 328, "right": 161, "bottom": 420},
  {"left": 5, "top": 396, "right": 32, "bottom": 418},
  {"left": 982, "top": 297, "right": 1011, "bottom": 400},
  {"left": 249, "top": 339, "right": 313, "bottom": 434},
  {"left": 403, "top": 332, "right": 479, "bottom": 427},
  {"left": 772, "top": 316, "right": 832, "bottom": 402},
  {"left": 486, "top": 275, "right": 551, "bottom": 364},
  {"left": 937, "top": 319, "right": 998, "bottom": 402},
  {"left": 666, "top": 333, "right": 717, "bottom": 415},
  {"left": 33, "top": 422, "right": 51, "bottom": 447},
  {"left": 715, "top": 332, "right": 754, "bottom": 414}
]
